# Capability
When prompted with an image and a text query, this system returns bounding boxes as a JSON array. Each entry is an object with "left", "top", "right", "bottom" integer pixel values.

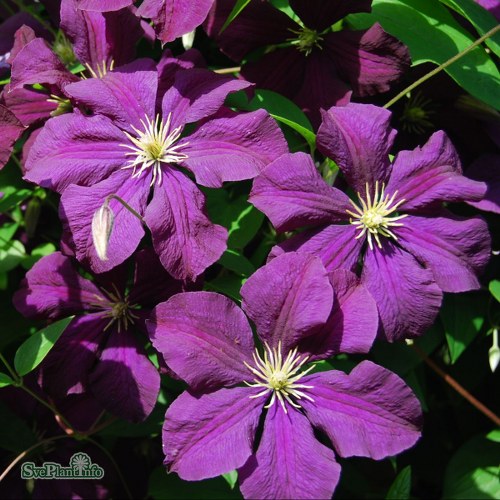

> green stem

[
  {"left": 105, "top": 194, "right": 144, "bottom": 223},
  {"left": 0, "top": 352, "right": 19, "bottom": 381},
  {"left": 384, "top": 24, "right": 500, "bottom": 109}
]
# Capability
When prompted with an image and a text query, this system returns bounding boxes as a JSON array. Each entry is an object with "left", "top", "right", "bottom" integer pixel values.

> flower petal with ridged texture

[
  {"left": 61, "top": 0, "right": 143, "bottom": 70},
  {"left": 0, "top": 103, "right": 24, "bottom": 169},
  {"left": 270, "top": 224, "right": 363, "bottom": 273},
  {"left": 163, "top": 387, "right": 263, "bottom": 480},
  {"left": 239, "top": 403, "right": 341, "bottom": 500},
  {"left": 13, "top": 252, "right": 105, "bottom": 320},
  {"left": 205, "top": 0, "right": 298, "bottom": 61},
  {"left": 361, "top": 240, "right": 442, "bottom": 341},
  {"left": 60, "top": 168, "right": 149, "bottom": 274},
  {"left": 180, "top": 109, "right": 287, "bottom": 188},
  {"left": 3, "top": 87, "right": 56, "bottom": 127},
  {"left": 149, "top": 291, "right": 255, "bottom": 390},
  {"left": 466, "top": 154, "right": 500, "bottom": 214},
  {"left": 39, "top": 314, "right": 107, "bottom": 397},
  {"left": 64, "top": 60, "right": 157, "bottom": 132},
  {"left": 138, "top": 0, "right": 214, "bottom": 44},
  {"left": 76, "top": 0, "right": 133, "bottom": 11},
  {"left": 24, "top": 112, "right": 127, "bottom": 192},
  {"left": 397, "top": 213, "right": 490, "bottom": 292},
  {"left": 325, "top": 24, "right": 410, "bottom": 97},
  {"left": 387, "top": 131, "right": 486, "bottom": 211},
  {"left": 290, "top": 0, "right": 372, "bottom": 31},
  {"left": 299, "top": 270, "right": 378, "bottom": 360},
  {"left": 89, "top": 328, "right": 160, "bottom": 422},
  {"left": 241, "top": 252, "right": 333, "bottom": 352},
  {"left": 162, "top": 68, "right": 251, "bottom": 129},
  {"left": 317, "top": 103, "right": 396, "bottom": 193},
  {"left": 301, "top": 361, "right": 422, "bottom": 458},
  {"left": 144, "top": 167, "right": 227, "bottom": 280},
  {"left": 10, "top": 38, "right": 78, "bottom": 91},
  {"left": 250, "top": 152, "right": 351, "bottom": 232}
]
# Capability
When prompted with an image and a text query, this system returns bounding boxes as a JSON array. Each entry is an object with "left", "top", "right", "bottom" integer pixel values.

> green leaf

[
  {"left": 441, "top": 293, "right": 485, "bottom": 363},
  {"left": 148, "top": 467, "right": 242, "bottom": 499},
  {"left": 218, "top": 249, "right": 255, "bottom": 277},
  {"left": 489, "top": 280, "right": 500, "bottom": 303},
  {"left": 386, "top": 465, "right": 412, "bottom": 499},
  {"left": 443, "top": 432, "right": 500, "bottom": 499},
  {"left": 371, "top": 0, "right": 500, "bottom": 109},
  {"left": 205, "top": 274, "right": 245, "bottom": 302},
  {"left": 228, "top": 204, "right": 265, "bottom": 249},
  {"left": 249, "top": 90, "right": 316, "bottom": 152},
  {"left": 14, "top": 316, "right": 74, "bottom": 376},
  {"left": 0, "top": 373, "right": 14, "bottom": 388},
  {"left": 219, "top": 0, "right": 252, "bottom": 34},
  {"left": 222, "top": 470, "right": 238, "bottom": 490},
  {"left": 439, "top": 0, "right": 500, "bottom": 57},
  {"left": 0, "top": 240, "right": 26, "bottom": 272}
]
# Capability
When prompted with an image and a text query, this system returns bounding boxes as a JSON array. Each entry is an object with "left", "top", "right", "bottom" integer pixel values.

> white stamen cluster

[
  {"left": 85, "top": 60, "right": 115, "bottom": 79},
  {"left": 120, "top": 113, "right": 189, "bottom": 186},
  {"left": 346, "top": 181, "right": 408, "bottom": 250},
  {"left": 244, "top": 342, "right": 315, "bottom": 413}
]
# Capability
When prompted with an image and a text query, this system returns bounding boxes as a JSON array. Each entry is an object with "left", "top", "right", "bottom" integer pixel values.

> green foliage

[
  {"left": 14, "top": 316, "right": 74, "bottom": 376},
  {"left": 219, "top": 0, "right": 252, "bottom": 34},
  {"left": 386, "top": 466, "right": 412, "bottom": 499}
]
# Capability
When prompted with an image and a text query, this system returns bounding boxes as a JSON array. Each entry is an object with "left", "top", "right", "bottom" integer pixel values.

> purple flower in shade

[
  {"left": 147, "top": 252, "right": 422, "bottom": 499},
  {"left": 0, "top": 103, "right": 24, "bottom": 169},
  {"left": 13, "top": 248, "right": 188, "bottom": 422},
  {"left": 205, "top": 0, "right": 410, "bottom": 126},
  {"left": 466, "top": 154, "right": 500, "bottom": 215},
  {"left": 24, "top": 62, "right": 287, "bottom": 279},
  {"left": 250, "top": 103, "right": 491, "bottom": 342},
  {"left": 80, "top": 0, "right": 215, "bottom": 44}
]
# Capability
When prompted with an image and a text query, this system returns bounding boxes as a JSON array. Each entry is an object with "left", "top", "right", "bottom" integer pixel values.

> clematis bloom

[
  {"left": 13, "top": 249, "right": 187, "bottom": 422},
  {"left": 24, "top": 61, "right": 287, "bottom": 279},
  {"left": 250, "top": 103, "right": 491, "bottom": 341},
  {"left": 148, "top": 252, "right": 422, "bottom": 499}
]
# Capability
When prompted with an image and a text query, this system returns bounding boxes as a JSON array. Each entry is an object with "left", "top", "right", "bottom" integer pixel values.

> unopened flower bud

[
  {"left": 92, "top": 203, "right": 114, "bottom": 261},
  {"left": 489, "top": 329, "right": 499, "bottom": 373}
]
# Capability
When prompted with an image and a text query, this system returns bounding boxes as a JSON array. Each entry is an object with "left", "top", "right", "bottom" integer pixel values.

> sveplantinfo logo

[{"left": 21, "top": 452, "right": 104, "bottom": 480}]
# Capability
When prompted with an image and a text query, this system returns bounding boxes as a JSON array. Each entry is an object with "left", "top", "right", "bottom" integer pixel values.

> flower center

[
  {"left": 346, "top": 181, "right": 408, "bottom": 250},
  {"left": 289, "top": 27, "right": 323, "bottom": 56},
  {"left": 400, "top": 91, "right": 435, "bottom": 134},
  {"left": 244, "top": 342, "right": 315, "bottom": 413},
  {"left": 84, "top": 60, "right": 115, "bottom": 79},
  {"left": 120, "top": 113, "right": 189, "bottom": 186}
]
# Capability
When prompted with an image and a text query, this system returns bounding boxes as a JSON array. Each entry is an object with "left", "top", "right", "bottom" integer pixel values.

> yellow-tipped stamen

[
  {"left": 288, "top": 27, "right": 323, "bottom": 56},
  {"left": 346, "top": 181, "right": 408, "bottom": 250},
  {"left": 243, "top": 341, "right": 315, "bottom": 413},
  {"left": 120, "top": 113, "right": 189, "bottom": 186}
]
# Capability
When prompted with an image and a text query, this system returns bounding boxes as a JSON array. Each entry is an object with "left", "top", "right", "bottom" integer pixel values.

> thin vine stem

[
  {"left": 384, "top": 24, "right": 500, "bottom": 109},
  {"left": 412, "top": 344, "right": 500, "bottom": 426}
]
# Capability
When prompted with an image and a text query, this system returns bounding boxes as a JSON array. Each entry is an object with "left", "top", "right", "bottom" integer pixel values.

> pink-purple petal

[
  {"left": 0, "top": 103, "right": 24, "bottom": 169},
  {"left": 250, "top": 152, "right": 351, "bottom": 232},
  {"left": 301, "top": 361, "right": 422, "bottom": 459},
  {"left": 361, "top": 241, "right": 442, "bottom": 341},
  {"left": 3, "top": 87, "right": 56, "bottom": 127},
  {"left": 144, "top": 167, "right": 227, "bottom": 280},
  {"left": 299, "top": 270, "right": 378, "bottom": 360},
  {"left": 181, "top": 109, "right": 288, "bottom": 188},
  {"left": 148, "top": 292, "right": 255, "bottom": 390},
  {"left": 466, "top": 154, "right": 500, "bottom": 214},
  {"left": 397, "top": 213, "right": 491, "bottom": 292},
  {"left": 77, "top": 0, "right": 134, "bottom": 10},
  {"left": 12, "top": 251, "right": 105, "bottom": 320},
  {"left": 24, "top": 112, "right": 127, "bottom": 192},
  {"left": 387, "top": 131, "right": 486, "bottom": 210},
  {"left": 163, "top": 387, "right": 263, "bottom": 480},
  {"left": 239, "top": 403, "right": 341, "bottom": 500},
  {"left": 317, "top": 103, "right": 396, "bottom": 192},
  {"left": 270, "top": 224, "right": 363, "bottom": 273},
  {"left": 241, "top": 252, "right": 333, "bottom": 352},
  {"left": 89, "top": 328, "right": 160, "bottom": 422},
  {"left": 60, "top": 169, "right": 149, "bottom": 274},
  {"left": 64, "top": 60, "right": 157, "bottom": 132}
]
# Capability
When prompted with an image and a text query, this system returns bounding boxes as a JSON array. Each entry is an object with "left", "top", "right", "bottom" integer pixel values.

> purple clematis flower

[
  {"left": 205, "top": 0, "right": 410, "bottom": 126},
  {"left": 250, "top": 103, "right": 491, "bottom": 342},
  {"left": 147, "top": 252, "right": 422, "bottom": 499},
  {"left": 13, "top": 248, "right": 187, "bottom": 422},
  {"left": 466, "top": 154, "right": 500, "bottom": 215},
  {"left": 24, "top": 61, "right": 287, "bottom": 279},
  {"left": 0, "top": 103, "right": 25, "bottom": 169}
]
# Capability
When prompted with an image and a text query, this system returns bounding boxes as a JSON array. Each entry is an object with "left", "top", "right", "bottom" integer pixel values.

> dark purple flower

[
  {"left": 205, "top": 0, "right": 410, "bottom": 126},
  {"left": 250, "top": 103, "right": 491, "bottom": 342},
  {"left": 147, "top": 252, "right": 422, "bottom": 499},
  {"left": 13, "top": 249, "right": 186, "bottom": 422},
  {"left": 0, "top": 103, "right": 24, "bottom": 169},
  {"left": 24, "top": 61, "right": 287, "bottom": 279},
  {"left": 466, "top": 154, "right": 500, "bottom": 214}
]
